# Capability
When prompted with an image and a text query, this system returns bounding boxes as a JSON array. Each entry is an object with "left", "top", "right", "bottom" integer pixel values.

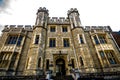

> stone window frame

[
  {"left": 98, "top": 50, "right": 118, "bottom": 66},
  {"left": 79, "top": 56, "right": 84, "bottom": 66},
  {"left": 48, "top": 37, "right": 56, "bottom": 48},
  {"left": 38, "top": 57, "right": 42, "bottom": 68},
  {"left": 0, "top": 52, "right": 12, "bottom": 68},
  {"left": 98, "top": 34, "right": 107, "bottom": 44},
  {"left": 46, "top": 59, "right": 49, "bottom": 70},
  {"left": 77, "top": 34, "right": 86, "bottom": 44},
  {"left": 33, "top": 33, "right": 41, "bottom": 44},
  {"left": 62, "top": 25, "right": 68, "bottom": 32},
  {"left": 93, "top": 34, "right": 107, "bottom": 45},
  {"left": 50, "top": 26, "right": 56, "bottom": 32},
  {"left": 105, "top": 50, "right": 118, "bottom": 65},
  {"left": 62, "top": 37, "right": 70, "bottom": 47},
  {"left": 71, "top": 58, "right": 75, "bottom": 68},
  {"left": 0, "top": 52, "right": 18, "bottom": 69}
]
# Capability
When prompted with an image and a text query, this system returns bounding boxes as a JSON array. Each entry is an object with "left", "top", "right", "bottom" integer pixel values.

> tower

[
  {"left": 25, "top": 7, "right": 49, "bottom": 75},
  {"left": 67, "top": 8, "right": 82, "bottom": 29},
  {"left": 68, "top": 8, "right": 95, "bottom": 72}
]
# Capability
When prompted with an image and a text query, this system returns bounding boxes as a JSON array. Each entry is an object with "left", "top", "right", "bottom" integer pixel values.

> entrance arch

[{"left": 56, "top": 58, "right": 66, "bottom": 76}]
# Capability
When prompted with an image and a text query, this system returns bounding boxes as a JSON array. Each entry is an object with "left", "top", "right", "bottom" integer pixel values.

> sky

[{"left": 0, "top": 0, "right": 120, "bottom": 34}]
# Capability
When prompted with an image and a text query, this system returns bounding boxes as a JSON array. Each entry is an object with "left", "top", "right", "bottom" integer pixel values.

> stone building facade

[{"left": 0, "top": 7, "right": 120, "bottom": 76}]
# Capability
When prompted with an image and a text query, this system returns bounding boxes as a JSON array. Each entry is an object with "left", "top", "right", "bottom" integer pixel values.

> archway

[{"left": 56, "top": 58, "right": 66, "bottom": 76}]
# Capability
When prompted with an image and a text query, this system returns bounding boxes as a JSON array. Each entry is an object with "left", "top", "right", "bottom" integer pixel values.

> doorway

[{"left": 56, "top": 58, "right": 66, "bottom": 76}]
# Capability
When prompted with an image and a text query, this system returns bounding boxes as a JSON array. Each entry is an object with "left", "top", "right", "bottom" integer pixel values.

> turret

[
  {"left": 67, "top": 8, "right": 82, "bottom": 29},
  {"left": 35, "top": 7, "right": 49, "bottom": 28}
]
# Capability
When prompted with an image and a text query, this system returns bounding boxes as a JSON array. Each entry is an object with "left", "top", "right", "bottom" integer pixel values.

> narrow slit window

[
  {"left": 35, "top": 35, "right": 39, "bottom": 44},
  {"left": 79, "top": 35, "right": 84, "bottom": 44}
]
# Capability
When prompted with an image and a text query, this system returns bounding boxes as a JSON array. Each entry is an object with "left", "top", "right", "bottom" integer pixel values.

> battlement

[
  {"left": 84, "top": 26, "right": 112, "bottom": 31},
  {"left": 3, "top": 25, "right": 33, "bottom": 30},
  {"left": 48, "top": 17, "right": 70, "bottom": 24},
  {"left": 37, "top": 7, "right": 49, "bottom": 14},
  {"left": 67, "top": 8, "right": 79, "bottom": 15}
]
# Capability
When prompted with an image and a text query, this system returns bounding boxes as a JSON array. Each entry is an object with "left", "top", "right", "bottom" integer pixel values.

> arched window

[
  {"left": 80, "top": 57, "right": 84, "bottom": 66},
  {"left": 46, "top": 59, "right": 49, "bottom": 70},
  {"left": 71, "top": 59, "right": 75, "bottom": 68},
  {"left": 38, "top": 57, "right": 41, "bottom": 68}
]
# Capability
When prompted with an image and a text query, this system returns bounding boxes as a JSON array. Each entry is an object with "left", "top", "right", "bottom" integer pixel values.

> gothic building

[{"left": 0, "top": 7, "right": 120, "bottom": 76}]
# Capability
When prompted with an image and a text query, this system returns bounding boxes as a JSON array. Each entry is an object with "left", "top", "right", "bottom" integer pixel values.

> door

[{"left": 56, "top": 58, "right": 66, "bottom": 76}]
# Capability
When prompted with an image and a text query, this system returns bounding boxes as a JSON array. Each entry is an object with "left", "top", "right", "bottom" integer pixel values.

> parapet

[
  {"left": 84, "top": 26, "right": 112, "bottom": 32},
  {"left": 67, "top": 8, "right": 79, "bottom": 15},
  {"left": 3, "top": 25, "right": 33, "bottom": 31},
  {"left": 48, "top": 17, "right": 69, "bottom": 24},
  {"left": 36, "top": 7, "right": 49, "bottom": 15}
]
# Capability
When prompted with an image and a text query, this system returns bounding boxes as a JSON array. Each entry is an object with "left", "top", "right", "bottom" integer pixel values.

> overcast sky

[{"left": 0, "top": 0, "right": 120, "bottom": 34}]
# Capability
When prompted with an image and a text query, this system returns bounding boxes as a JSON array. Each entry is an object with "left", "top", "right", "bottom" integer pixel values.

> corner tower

[
  {"left": 24, "top": 7, "right": 49, "bottom": 75},
  {"left": 35, "top": 7, "right": 49, "bottom": 27},
  {"left": 68, "top": 8, "right": 95, "bottom": 72},
  {"left": 67, "top": 8, "right": 82, "bottom": 29}
]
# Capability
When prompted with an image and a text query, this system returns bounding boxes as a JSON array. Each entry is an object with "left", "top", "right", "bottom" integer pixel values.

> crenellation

[
  {"left": 17, "top": 25, "right": 24, "bottom": 29},
  {"left": 67, "top": 8, "right": 79, "bottom": 15},
  {"left": 24, "top": 25, "right": 33, "bottom": 30},
  {"left": 84, "top": 26, "right": 112, "bottom": 31},
  {"left": 0, "top": 7, "right": 120, "bottom": 78},
  {"left": 9, "top": 25, "right": 16, "bottom": 28},
  {"left": 37, "top": 7, "right": 49, "bottom": 14},
  {"left": 3, "top": 25, "right": 33, "bottom": 31},
  {"left": 48, "top": 17, "right": 69, "bottom": 24}
]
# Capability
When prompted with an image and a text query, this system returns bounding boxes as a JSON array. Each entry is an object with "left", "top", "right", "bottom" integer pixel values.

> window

[
  {"left": 98, "top": 35, "right": 107, "bottom": 44},
  {"left": 99, "top": 51, "right": 105, "bottom": 58},
  {"left": 62, "top": 26, "right": 68, "bottom": 32},
  {"left": 71, "top": 59, "right": 75, "bottom": 68},
  {"left": 6, "top": 36, "right": 18, "bottom": 44},
  {"left": 50, "top": 26, "right": 56, "bottom": 32},
  {"left": 9, "top": 53, "right": 17, "bottom": 69},
  {"left": 0, "top": 52, "right": 12, "bottom": 68},
  {"left": 79, "top": 35, "right": 84, "bottom": 44},
  {"left": 93, "top": 36, "right": 99, "bottom": 44},
  {"left": 17, "top": 36, "right": 23, "bottom": 45},
  {"left": 105, "top": 51, "right": 117, "bottom": 64},
  {"left": 46, "top": 59, "right": 49, "bottom": 70},
  {"left": 80, "top": 57, "right": 84, "bottom": 66},
  {"left": 63, "top": 38, "right": 70, "bottom": 47},
  {"left": 93, "top": 35, "right": 107, "bottom": 44},
  {"left": 49, "top": 38, "right": 56, "bottom": 47},
  {"left": 38, "top": 57, "right": 41, "bottom": 68},
  {"left": 35, "top": 35, "right": 39, "bottom": 44},
  {"left": 6, "top": 35, "right": 23, "bottom": 45}
]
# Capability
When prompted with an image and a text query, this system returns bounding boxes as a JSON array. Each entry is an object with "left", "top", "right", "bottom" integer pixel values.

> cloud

[
  {"left": 0, "top": 0, "right": 17, "bottom": 14},
  {"left": 0, "top": 0, "right": 10, "bottom": 12}
]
